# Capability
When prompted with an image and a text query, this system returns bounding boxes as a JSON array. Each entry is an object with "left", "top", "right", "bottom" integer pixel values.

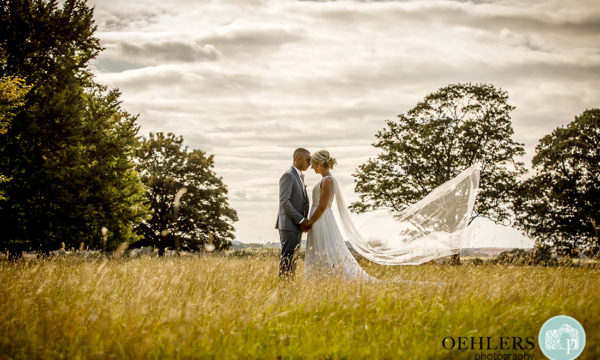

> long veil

[{"left": 332, "top": 163, "right": 481, "bottom": 265}]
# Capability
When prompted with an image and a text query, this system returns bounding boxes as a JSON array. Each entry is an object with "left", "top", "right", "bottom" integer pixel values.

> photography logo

[{"left": 539, "top": 315, "right": 586, "bottom": 360}]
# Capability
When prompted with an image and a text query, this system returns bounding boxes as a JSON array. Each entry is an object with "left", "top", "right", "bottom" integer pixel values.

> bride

[
  {"left": 303, "top": 150, "right": 480, "bottom": 282},
  {"left": 304, "top": 150, "right": 378, "bottom": 281}
]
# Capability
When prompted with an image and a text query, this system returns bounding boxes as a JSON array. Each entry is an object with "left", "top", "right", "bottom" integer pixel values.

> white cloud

[
  {"left": 118, "top": 41, "right": 221, "bottom": 62},
  {"left": 89, "top": 0, "right": 600, "bottom": 243}
]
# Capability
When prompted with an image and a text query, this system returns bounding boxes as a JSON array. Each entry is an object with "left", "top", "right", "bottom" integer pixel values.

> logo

[
  {"left": 441, "top": 336, "right": 535, "bottom": 359},
  {"left": 539, "top": 315, "right": 586, "bottom": 360}
]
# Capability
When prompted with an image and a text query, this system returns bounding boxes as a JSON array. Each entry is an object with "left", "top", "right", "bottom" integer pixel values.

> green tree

[
  {"left": 0, "top": 75, "right": 29, "bottom": 134},
  {"left": 513, "top": 109, "right": 600, "bottom": 256},
  {"left": 135, "top": 132, "right": 238, "bottom": 255},
  {"left": 351, "top": 83, "right": 526, "bottom": 227},
  {"left": 0, "top": 0, "right": 148, "bottom": 254},
  {"left": 0, "top": 68, "right": 30, "bottom": 135},
  {"left": 0, "top": 47, "right": 32, "bottom": 200}
]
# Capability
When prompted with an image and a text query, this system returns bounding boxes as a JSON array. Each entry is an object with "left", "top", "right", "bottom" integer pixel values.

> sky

[{"left": 88, "top": 0, "right": 599, "bottom": 247}]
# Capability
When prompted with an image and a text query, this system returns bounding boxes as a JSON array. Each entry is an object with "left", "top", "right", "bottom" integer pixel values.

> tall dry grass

[{"left": 0, "top": 255, "right": 598, "bottom": 359}]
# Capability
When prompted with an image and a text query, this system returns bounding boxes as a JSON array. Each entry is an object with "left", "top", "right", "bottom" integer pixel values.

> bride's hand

[
  {"left": 300, "top": 221, "right": 311, "bottom": 232},
  {"left": 305, "top": 221, "right": 313, "bottom": 231}
]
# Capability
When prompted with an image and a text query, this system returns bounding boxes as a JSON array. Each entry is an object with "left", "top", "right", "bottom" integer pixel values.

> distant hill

[
  {"left": 230, "top": 240, "right": 266, "bottom": 250},
  {"left": 232, "top": 241, "right": 529, "bottom": 258},
  {"left": 460, "top": 247, "right": 525, "bottom": 257}
]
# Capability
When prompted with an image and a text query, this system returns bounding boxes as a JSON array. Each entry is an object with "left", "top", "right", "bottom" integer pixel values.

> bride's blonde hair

[{"left": 311, "top": 150, "right": 337, "bottom": 170}]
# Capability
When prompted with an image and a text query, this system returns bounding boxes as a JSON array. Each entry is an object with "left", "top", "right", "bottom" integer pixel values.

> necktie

[{"left": 300, "top": 173, "right": 306, "bottom": 194}]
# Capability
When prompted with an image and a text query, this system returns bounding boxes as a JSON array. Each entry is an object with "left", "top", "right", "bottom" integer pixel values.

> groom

[{"left": 275, "top": 148, "right": 311, "bottom": 280}]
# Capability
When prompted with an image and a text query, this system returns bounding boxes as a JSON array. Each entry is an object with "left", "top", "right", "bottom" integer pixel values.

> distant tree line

[
  {"left": 0, "top": 0, "right": 237, "bottom": 257},
  {"left": 353, "top": 83, "right": 599, "bottom": 259}
]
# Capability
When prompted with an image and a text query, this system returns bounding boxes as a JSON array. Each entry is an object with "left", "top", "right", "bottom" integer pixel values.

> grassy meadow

[{"left": 0, "top": 253, "right": 598, "bottom": 359}]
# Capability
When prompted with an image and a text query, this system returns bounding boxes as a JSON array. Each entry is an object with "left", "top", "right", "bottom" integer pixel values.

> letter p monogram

[{"left": 566, "top": 339, "right": 577, "bottom": 355}]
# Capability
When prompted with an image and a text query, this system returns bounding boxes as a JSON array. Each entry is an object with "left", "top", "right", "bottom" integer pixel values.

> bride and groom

[
  {"left": 275, "top": 148, "right": 481, "bottom": 282},
  {"left": 275, "top": 148, "right": 376, "bottom": 281}
]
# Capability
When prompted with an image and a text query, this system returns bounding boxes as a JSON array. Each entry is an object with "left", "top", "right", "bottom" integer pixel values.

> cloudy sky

[{"left": 89, "top": 0, "right": 599, "bottom": 245}]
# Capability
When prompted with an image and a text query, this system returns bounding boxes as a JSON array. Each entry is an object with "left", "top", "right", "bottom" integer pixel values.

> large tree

[
  {"left": 513, "top": 109, "right": 600, "bottom": 256},
  {"left": 351, "top": 83, "right": 526, "bottom": 227},
  {"left": 135, "top": 132, "right": 238, "bottom": 255},
  {"left": 0, "top": 0, "right": 148, "bottom": 253},
  {"left": 351, "top": 84, "right": 524, "bottom": 228}
]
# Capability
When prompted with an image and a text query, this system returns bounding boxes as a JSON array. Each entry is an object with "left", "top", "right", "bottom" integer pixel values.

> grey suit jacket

[{"left": 275, "top": 166, "right": 310, "bottom": 232}]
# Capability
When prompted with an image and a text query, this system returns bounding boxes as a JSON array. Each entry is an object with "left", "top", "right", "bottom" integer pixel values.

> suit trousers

[{"left": 278, "top": 229, "right": 302, "bottom": 279}]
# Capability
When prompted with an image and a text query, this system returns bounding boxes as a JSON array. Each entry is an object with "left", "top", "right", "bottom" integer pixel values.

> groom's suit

[{"left": 276, "top": 165, "right": 310, "bottom": 279}]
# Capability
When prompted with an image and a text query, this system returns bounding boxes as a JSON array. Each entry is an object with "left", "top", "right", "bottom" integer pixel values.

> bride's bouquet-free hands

[{"left": 300, "top": 221, "right": 311, "bottom": 232}]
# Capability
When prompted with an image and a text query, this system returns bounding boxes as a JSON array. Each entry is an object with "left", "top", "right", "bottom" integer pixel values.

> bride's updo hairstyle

[{"left": 311, "top": 150, "right": 337, "bottom": 170}]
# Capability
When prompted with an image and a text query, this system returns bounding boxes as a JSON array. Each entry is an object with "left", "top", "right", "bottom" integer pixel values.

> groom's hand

[{"left": 300, "top": 222, "right": 311, "bottom": 232}]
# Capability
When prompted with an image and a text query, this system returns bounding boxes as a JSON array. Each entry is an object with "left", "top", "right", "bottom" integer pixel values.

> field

[{"left": 0, "top": 253, "right": 598, "bottom": 359}]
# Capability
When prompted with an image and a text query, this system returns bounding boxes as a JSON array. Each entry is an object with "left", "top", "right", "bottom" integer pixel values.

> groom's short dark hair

[{"left": 293, "top": 148, "right": 310, "bottom": 160}]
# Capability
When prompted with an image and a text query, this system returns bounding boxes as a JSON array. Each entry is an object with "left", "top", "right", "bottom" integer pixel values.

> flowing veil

[{"left": 332, "top": 163, "right": 481, "bottom": 265}]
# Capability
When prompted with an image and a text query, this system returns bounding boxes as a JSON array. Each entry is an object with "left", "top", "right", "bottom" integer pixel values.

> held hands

[{"left": 300, "top": 220, "right": 312, "bottom": 232}]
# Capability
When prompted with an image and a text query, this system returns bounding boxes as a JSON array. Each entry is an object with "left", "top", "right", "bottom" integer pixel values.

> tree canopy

[
  {"left": 0, "top": 47, "right": 31, "bottom": 201},
  {"left": 0, "top": 62, "right": 30, "bottom": 135},
  {"left": 351, "top": 83, "right": 526, "bottom": 225},
  {"left": 135, "top": 132, "right": 238, "bottom": 254},
  {"left": 513, "top": 109, "right": 600, "bottom": 255},
  {"left": 0, "top": 0, "right": 148, "bottom": 253}
]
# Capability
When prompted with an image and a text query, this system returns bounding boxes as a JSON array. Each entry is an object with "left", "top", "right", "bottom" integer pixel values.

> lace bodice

[{"left": 311, "top": 175, "right": 334, "bottom": 210}]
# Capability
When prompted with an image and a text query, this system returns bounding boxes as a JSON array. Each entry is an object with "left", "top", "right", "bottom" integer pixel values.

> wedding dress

[
  {"left": 304, "top": 163, "right": 481, "bottom": 282},
  {"left": 305, "top": 175, "right": 378, "bottom": 282}
]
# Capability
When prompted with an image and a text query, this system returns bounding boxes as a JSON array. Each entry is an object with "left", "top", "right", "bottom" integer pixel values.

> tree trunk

[
  {"left": 450, "top": 252, "right": 461, "bottom": 265},
  {"left": 591, "top": 219, "right": 599, "bottom": 257}
]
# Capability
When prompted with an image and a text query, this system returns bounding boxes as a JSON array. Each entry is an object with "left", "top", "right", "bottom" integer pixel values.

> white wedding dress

[
  {"left": 305, "top": 175, "right": 378, "bottom": 282},
  {"left": 304, "top": 164, "right": 481, "bottom": 282}
]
